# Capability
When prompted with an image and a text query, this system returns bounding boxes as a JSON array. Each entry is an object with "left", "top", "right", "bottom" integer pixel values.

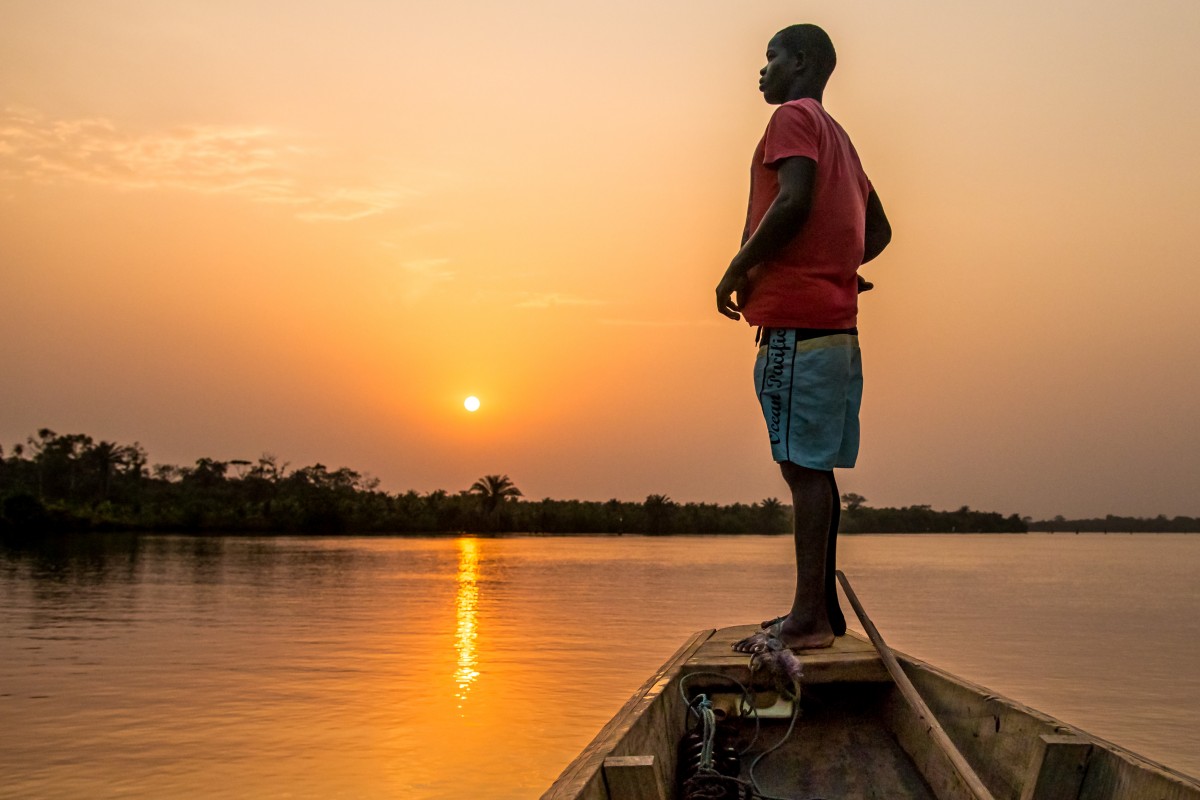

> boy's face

[{"left": 759, "top": 34, "right": 799, "bottom": 104}]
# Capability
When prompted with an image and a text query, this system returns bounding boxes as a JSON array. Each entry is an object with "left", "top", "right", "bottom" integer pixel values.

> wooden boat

[{"left": 543, "top": 574, "right": 1200, "bottom": 800}]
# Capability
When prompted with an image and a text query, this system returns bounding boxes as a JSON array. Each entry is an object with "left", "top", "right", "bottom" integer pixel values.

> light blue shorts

[{"left": 754, "top": 329, "right": 862, "bottom": 470}]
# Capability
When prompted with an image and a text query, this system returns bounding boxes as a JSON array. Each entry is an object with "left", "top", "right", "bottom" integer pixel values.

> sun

[{"left": 464, "top": 396, "right": 481, "bottom": 412}]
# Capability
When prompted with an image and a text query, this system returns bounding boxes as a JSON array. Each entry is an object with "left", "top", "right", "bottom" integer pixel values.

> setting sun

[
  {"left": 3, "top": 0, "right": 1199, "bottom": 519},
  {"left": 464, "top": 396, "right": 481, "bottom": 412}
]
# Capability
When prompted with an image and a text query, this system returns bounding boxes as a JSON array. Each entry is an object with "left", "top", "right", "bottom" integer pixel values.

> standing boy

[{"left": 717, "top": 24, "right": 891, "bottom": 650}]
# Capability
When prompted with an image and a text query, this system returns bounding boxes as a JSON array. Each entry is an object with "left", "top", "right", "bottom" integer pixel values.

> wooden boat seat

[{"left": 683, "top": 625, "right": 891, "bottom": 685}]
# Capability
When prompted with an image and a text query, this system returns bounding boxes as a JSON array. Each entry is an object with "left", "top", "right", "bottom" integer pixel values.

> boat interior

[{"left": 543, "top": 625, "right": 1200, "bottom": 800}]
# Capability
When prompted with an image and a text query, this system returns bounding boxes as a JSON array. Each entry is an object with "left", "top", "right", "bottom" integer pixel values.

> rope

[
  {"left": 678, "top": 647, "right": 825, "bottom": 800},
  {"left": 679, "top": 671, "right": 763, "bottom": 756},
  {"left": 696, "top": 695, "right": 717, "bottom": 773},
  {"left": 747, "top": 689, "right": 804, "bottom": 800},
  {"left": 680, "top": 684, "right": 761, "bottom": 800}
]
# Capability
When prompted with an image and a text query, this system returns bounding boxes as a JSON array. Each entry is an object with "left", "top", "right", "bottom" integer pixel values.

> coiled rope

[{"left": 677, "top": 647, "right": 826, "bottom": 800}]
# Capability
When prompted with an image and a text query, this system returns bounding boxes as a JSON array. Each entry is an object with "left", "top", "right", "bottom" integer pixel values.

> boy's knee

[{"left": 779, "top": 460, "right": 831, "bottom": 487}]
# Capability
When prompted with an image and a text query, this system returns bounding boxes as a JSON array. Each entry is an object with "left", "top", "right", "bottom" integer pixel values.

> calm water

[{"left": 1, "top": 533, "right": 1198, "bottom": 798}]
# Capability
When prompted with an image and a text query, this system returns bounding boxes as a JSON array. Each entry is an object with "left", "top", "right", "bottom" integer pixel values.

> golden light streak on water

[
  {"left": 2, "top": 535, "right": 1199, "bottom": 798},
  {"left": 453, "top": 537, "right": 480, "bottom": 709}
]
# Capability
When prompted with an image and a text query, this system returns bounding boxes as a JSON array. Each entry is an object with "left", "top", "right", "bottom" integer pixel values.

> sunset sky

[{"left": 3, "top": 0, "right": 1199, "bottom": 519}]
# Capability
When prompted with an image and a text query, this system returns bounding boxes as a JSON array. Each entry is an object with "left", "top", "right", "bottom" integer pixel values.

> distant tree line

[
  {"left": 0, "top": 429, "right": 1034, "bottom": 536},
  {"left": 0, "top": 430, "right": 793, "bottom": 535},
  {"left": 836, "top": 493, "right": 1026, "bottom": 533},
  {"left": 1028, "top": 514, "right": 1200, "bottom": 533}
]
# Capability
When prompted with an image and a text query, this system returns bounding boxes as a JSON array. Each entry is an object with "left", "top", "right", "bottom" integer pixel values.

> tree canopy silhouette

[
  {"left": 470, "top": 474, "right": 522, "bottom": 510},
  {"left": 469, "top": 474, "right": 523, "bottom": 526},
  {"left": 0, "top": 429, "right": 1044, "bottom": 536}
]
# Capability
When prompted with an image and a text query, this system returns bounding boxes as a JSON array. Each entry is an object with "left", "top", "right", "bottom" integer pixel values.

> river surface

[{"left": 1, "top": 533, "right": 1198, "bottom": 798}]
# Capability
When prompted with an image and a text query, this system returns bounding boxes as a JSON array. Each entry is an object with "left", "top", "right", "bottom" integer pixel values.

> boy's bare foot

[
  {"left": 776, "top": 616, "right": 835, "bottom": 650},
  {"left": 732, "top": 617, "right": 835, "bottom": 652},
  {"left": 779, "top": 629, "right": 835, "bottom": 650},
  {"left": 830, "top": 605, "right": 847, "bottom": 637},
  {"left": 760, "top": 603, "right": 846, "bottom": 637},
  {"left": 731, "top": 630, "right": 773, "bottom": 654}
]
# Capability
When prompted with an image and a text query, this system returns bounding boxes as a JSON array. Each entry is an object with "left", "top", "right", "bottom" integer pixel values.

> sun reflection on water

[{"left": 454, "top": 537, "right": 480, "bottom": 709}]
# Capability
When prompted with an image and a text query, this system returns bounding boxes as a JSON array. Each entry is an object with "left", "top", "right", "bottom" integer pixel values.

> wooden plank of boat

[
  {"left": 837, "top": 570, "right": 997, "bottom": 800},
  {"left": 543, "top": 623, "right": 1200, "bottom": 800},
  {"left": 541, "top": 629, "right": 714, "bottom": 800},
  {"left": 686, "top": 622, "right": 892, "bottom": 685},
  {"left": 884, "top": 647, "right": 1200, "bottom": 800}
]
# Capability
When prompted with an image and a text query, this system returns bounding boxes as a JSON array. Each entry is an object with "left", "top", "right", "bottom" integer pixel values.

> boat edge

[{"left": 540, "top": 628, "right": 715, "bottom": 800}]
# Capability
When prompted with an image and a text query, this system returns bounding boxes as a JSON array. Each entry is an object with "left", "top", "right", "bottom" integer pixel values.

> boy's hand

[
  {"left": 716, "top": 266, "right": 748, "bottom": 320},
  {"left": 857, "top": 274, "right": 874, "bottom": 293}
]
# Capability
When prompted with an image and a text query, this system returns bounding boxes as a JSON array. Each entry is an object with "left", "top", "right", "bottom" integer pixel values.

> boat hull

[{"left": 542, "top": 626, "right": 1200, "bottom": 800}]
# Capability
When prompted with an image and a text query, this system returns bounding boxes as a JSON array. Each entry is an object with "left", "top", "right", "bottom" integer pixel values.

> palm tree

[
  {"left": 469, "top": 474, "right": 523, "bottom": 518},
  {"left": 643, "top": 494, "right": 675, "bottom": 535},
  {"left": 87, "top": 441, "right": 122, "bottom": 501},
  {"left": 758, "top": 496, "right": 788, "bottom": 533}
]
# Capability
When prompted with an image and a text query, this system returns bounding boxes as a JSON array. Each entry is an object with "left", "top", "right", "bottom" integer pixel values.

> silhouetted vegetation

[
  {"left": 469, "top": 474, "right": 523, "bottom": 530},
  {"left": 1028, "top": 514, "right": 1200, "bottom": 533},
  {"left": 839, "top": 496, "right": 1026, "bottom": 533},
  {"left": 0, "top": 429, "right": 1042, "bottom": 536}
]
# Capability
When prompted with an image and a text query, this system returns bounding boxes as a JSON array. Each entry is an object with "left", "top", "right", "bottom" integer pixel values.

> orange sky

[{"left": 3, "top": 0, "right": 1199, "bottom": 518}]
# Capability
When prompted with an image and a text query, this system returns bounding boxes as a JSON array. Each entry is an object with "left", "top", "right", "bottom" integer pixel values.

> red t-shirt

[{"left": 740, "top": 98, "right": 871, "bottom": 329}]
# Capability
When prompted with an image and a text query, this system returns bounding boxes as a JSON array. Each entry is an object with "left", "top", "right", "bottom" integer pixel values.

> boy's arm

[
  {"left": 857, "top": 189, "right": 891, "bottom": 293},
  {"left": 716, "top": 156, "right": 816, "bottom": 321},
  {"left": 862, "top": 189, "right": 891, "bottom": 265}
]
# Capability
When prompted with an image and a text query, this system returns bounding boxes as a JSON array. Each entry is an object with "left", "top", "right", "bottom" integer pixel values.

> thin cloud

[
  {"left": 515, "top": 292, "right": 606, "bottom": 309},
  {"left": 397, "top": 257, "right": 454, "bottom": 304},
  {"left": 0, "top": 106, "right": 413, "bottom": 222},
  {"left": 297, "top": 187, "right": 414, "bottom": 222},
  {"left": 401, "top": 258, "right": 454, "bottom": 280},
  {"left": 600, "top": 318, "right": 719, "bottom": 327}
]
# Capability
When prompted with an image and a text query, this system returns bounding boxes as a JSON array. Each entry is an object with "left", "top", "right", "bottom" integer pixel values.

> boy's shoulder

[
  {"left": 767, "top": 98, "right": 832, "bottom": 132},
  {"left": 776, "top": 97, "right": 824, "bottom": 116}
]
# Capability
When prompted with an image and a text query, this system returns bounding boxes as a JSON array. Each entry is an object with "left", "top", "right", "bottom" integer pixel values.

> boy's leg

[
  {"left": 757, "top": 471, "right": 847, "bottom": 637},
  {"left": 826, "top": 471, "right": 847, "bottom": 636},
  {"left": 777, "top": 460, "right": 835, "bottom": 650},
  {"left": 744, "top": 328, "right": 858, "bottom": 649}
]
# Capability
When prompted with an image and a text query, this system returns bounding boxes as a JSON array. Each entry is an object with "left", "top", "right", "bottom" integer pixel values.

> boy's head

[{"left": 760, "top": 24, "right": 837, "bottom": 104}]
